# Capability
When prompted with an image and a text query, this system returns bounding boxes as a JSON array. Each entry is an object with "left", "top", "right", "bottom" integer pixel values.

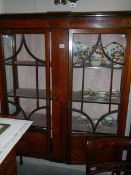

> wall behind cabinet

[
  {"left": 2, "top": 0, "right": 131, "bottom": 13},
  {"left": 0, "top": 0, "right": 4, "bottom": 13}
]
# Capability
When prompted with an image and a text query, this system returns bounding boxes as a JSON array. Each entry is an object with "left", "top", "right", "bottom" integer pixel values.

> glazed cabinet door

[
  {"left": 69, "top": 29, "right": 131, "bottom": 163},
  {"left": 0, "top": 31, "right": 51, "bottom": 159}
]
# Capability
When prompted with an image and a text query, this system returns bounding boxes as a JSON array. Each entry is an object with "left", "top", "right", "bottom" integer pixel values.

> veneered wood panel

[
  {"left": 0, "top": 148, "right": 17, "bottom": 175},
  {"left": 51, "top": 29, "right": 69, "bottom": 162},
  {"left": 0, "top": 19, "right": 49, "bottom": 29},
  {"left": 16, "top": 130, "right": 48, "bottom": 158},
  {"left": 69, "top": 17, "right": 131, "bottom": 29},
  {"left": 71, "top": 135, "right": 87, "bottom": 164}
]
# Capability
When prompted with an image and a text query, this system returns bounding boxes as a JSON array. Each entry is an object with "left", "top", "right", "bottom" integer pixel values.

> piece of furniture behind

[{"left": 86, "top": 137, "right": 131, "bottom": 175}]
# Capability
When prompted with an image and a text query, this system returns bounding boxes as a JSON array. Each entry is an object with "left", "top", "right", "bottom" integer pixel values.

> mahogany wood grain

[
  {"left": 86, "top": 137, "right": 131, "bottom": 174},
  {"left": 0, "top": 148, "right": 17, "bottom": 175},
  {"left": 71, "top": 135, "right": 87, "bottom": 164},
  {"left": 16, "top": 130, "right": 49, "bottom": 159},
  {"left": 51, "top": 29, "right": 69, "bottom": 162}
]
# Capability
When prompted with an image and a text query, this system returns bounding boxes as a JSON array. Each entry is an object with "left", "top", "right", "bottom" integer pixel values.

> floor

[
  {"left": 17, "top": 156, "right": 86, "bottom": 175},
  {"left": 17, "top": 157, "right": 124, "bottom": 175}
]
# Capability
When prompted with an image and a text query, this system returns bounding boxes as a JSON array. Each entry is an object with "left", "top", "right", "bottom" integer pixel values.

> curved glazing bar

[
  {"left": 101, "top": 41, "right": 124, "bottom": 66},
  {"left": 2, "top": 34, "right": 24, "bottom": 62},
  {"left": 72, "top": 108, "right": 118, "bottom": 134},
  {"left": 23, "top": 34, "right": 45, "bottom": 63},
  {"left": 28, "top": 106, "right": 47, "bottom": 119},
  {"left": 3, "top": 34, "right": 46, "bottom": 63},
  {"left": 94, "top": 110, "right": 118, "bottom": 134},
  {"left": 73, "top": 34, "right": 101, "bottom": 65},
  {"left": 72, "top": 34, "right": 125, "bottom": 67},
  {"left": 72, "top": 108, "right": 95, "bottom": 133},
  {"left": 8, "top": 100, "right": 28, "bottom": 119}
]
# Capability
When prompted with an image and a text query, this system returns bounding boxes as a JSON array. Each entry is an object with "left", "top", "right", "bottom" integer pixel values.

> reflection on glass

[{"left": 2, "top": 35, "right": 16, "bottom": 114}]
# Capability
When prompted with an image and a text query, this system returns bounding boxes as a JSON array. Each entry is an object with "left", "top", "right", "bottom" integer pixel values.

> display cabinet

[{"left": 0, "top": 12, "right": 131, "bottom": 164}]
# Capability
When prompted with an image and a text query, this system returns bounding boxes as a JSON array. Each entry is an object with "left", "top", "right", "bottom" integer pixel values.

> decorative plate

[
  {"left": 101, "top": 115, "right": 116, "bottom": 127},
  {"left": 90, "top": 44, "right": 105, "bottom": 66},
  {"left": 72, "top": 42, "right": 89, "bottom": 63},
  {"left": 104, "top": 42, "right": 124, "bottom": 66},
  {"left": 73, "top": 114, "right": 89, "bottom": 124}
]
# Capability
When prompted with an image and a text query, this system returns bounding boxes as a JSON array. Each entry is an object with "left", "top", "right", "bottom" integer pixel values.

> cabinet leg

[{"left": 20, "top": 156, "right": 23, "bottom": 165}]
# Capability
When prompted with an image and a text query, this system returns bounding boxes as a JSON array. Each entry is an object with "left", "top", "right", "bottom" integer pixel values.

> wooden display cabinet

[{"left": 0, "top": 11, "right": 131, "bottom": 164}]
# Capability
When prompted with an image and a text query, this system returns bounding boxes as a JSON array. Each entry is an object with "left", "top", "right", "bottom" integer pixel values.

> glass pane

[
  {"left": 72, "top": 33, "right": 126, "bottom": 135},
  {"left": 2, "top": 33, "right": 47, "bottom": 129}
]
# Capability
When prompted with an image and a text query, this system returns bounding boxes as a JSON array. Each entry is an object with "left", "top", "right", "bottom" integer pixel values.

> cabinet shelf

[
  {"left": 73, "top": 62, "right": 122, "bottom": 69},
  {"left": 16, "top": 112, "right": 47, "bottom": 130},
  {"left": 72, "top": 91, "right": 120, "bottom": 104},
  {"left": 8, "top": 88, "right": 47, "bottom": 99},
  {"left": 72, "top": 116, "right": 117, "bottom": 134},
  {"left": 5, "top": 60, "right": 46, "bottom": 66}
]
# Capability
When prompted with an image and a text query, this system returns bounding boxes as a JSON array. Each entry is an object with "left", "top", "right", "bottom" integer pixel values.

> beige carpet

[{"left": 17, "top": 157, "right": 86, "bottom": 175}]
